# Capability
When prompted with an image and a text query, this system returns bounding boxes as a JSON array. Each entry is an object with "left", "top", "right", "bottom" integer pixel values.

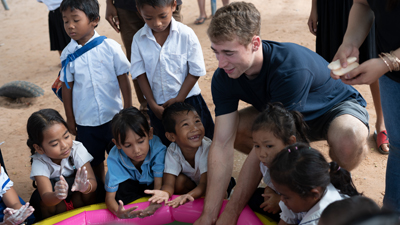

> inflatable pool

[{"left": 34, "top": 195, "right": 277, "bottom": 225}]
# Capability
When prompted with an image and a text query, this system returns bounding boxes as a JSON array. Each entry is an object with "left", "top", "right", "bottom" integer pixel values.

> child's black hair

[
  {"left": 136, "top": 0, "right": 175, "bottom": 10},
  {"left": 251, "top": 102, "right": 309, "bottom": 145},
  {"left": 269, "top": 143, "right": 360, "bottom": 198},
  {"left": 162, "top": 102, "right": 198, "bottom": 134},
  {"left": 111, "top": 107, "right": 150, "bottom": 145},
  {"left": 26, "top": 109, "right": 69, "bottom": 164},
  {"left": 319, "top": 196, "right": 380, "bottom": 225},
  {"left": 60, "top": 0, "right": 100, "bottom": 25}
]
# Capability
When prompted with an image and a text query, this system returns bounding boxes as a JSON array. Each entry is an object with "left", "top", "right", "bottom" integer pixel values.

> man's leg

[
  {"left": 326, "top": 114, "right": 369, "bottom": 171},
  {"left": 234, "top": 106, "right": 260, "bottom": 154}
]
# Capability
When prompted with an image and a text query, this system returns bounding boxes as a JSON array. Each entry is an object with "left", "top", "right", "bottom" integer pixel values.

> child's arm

[
  {"left": 162, "top": 74, "right": 199, "bottom": 108},
  {"left": 35, "top": 176, "right": 68, "bottom": 206},
  {"left": 117, "top": 73, "right": 132, "bottom": 109},
  {"left": 105, "top": 191, "right": 142, "bottom": 219},
  {"left": 1, "top": 203, "right": 34, "bottom": 225},
  {"left": 260, "top": 186, "right": 281, "bottom": 214},
  {"left": 62, "top": 81, "right": 76, "bottom": 136},
  {"left": 167, "top": 172, "right": 207, "bottom": 208},
  {"left": 1, "top": 187, "right": 22, "bottom": 210},
  {"left": 136, "top": 73, "right": 164, "bottom": 119}
]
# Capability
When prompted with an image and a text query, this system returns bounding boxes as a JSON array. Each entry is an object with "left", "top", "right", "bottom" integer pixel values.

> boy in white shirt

[
  {"left": 59, "top": 0, "right": 132, "bottom": 181},
  {"left": 130, "top": 0, "right": 214, "bottom": 146}
]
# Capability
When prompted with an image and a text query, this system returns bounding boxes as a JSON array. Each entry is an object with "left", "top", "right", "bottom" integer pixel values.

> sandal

[
  {"left": 194, "top": 16, "right": 207, "bottom": 25},
  {"left": 373, "top": 130, "right": 389, "bottom": 154}
]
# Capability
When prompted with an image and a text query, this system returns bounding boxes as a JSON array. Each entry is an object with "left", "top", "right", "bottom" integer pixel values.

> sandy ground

[{"left": 0, "top": 0, "right": 387, "bottom": 208}]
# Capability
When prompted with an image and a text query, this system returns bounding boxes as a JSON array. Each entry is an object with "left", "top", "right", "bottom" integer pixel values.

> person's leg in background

[
  {"left": 380, "top": 75, "right": 400, "bottom": 211},
  {"left": 370, "top": 80, "right": 389, "bottom": 154}
]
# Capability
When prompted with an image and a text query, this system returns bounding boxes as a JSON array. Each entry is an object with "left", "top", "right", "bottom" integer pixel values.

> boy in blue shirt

[
  {"left": 59, "top": 0, "right": 132, "bottom": 181},
  {"left": 105, "top": 107, "right": 166, "bottom": 219}
]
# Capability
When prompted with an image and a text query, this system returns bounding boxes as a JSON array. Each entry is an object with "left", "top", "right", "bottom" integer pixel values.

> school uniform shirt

[
  {"left": 279, "top": 183, "right": 347, "bottom": 225},
  {"left": 164, "top": 137, "right": 211, "bottom": 185},
  {"left": 105, "top": 135, "right": 166, "bottom": 192},
  {"left": 130, "top": 17, "right": 206, "bottom": 105},
  {"left": 259, "top": 162, "right": 277, "bottom": 192},
  {"left": 60, "top": 31, "right": 131, "bottom": 127},
  {"left": 37, "top": 0, "right": 62, "bottom": 11},
  {"left": 30, "top": 141, "right": 93, "bottom": 180},
  {"left": 0, "top": 167, "right": 13, "bottom": 198}
]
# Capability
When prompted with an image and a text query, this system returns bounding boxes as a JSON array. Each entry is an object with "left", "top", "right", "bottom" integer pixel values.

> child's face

[
  {"left": 138, "top": 2, "right": 177, "bottom": 34},
  {"left": 166, "top": 111, "right": 205, "bottom": 152},
  {"left": 35, "top": 123, "right": 73, "bottom": 165},
  {"left": 272, "top": 180, "right": 316, "bottom": 213},
  {"left": 252, "top": 129, "right": 287, "bottom": 168},
  {"left": 62, "top": 8, "right": 99, "bottom": 45},
  {"left": 115, "top": 128, "right": 153, "bottom": 168}
]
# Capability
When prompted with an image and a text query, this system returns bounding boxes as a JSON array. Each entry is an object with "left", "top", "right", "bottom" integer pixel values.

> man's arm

[
  {"left": 216, "top": 150, "right": 263, "bottom": 224},
  {"left": 194, "top": 111, "right": 239, "bottom": 225}
]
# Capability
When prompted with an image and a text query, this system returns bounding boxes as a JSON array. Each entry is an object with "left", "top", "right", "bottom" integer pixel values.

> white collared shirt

[
  {"left": 60, "top": 31, "right": 130, "bottom": 126},
  {"left": 164, "top": 137, "right": 211, "bottom": 185},
  {"left": 279, "top": 183, "right": 347, "bottom": 225},
  {"left": 259, "top": 162, "right": 277, "bottom": 192},
  {"left": 0, "top": 167, "right": 13, "bottom": 198},
  {"left": 130, "top": 18, "right": 206, "bottom": 105},
  {"left": 37, "top": 0, "right": 62, "bottom": 11},
  {"left": 30, "top": 141, "right": 93, "bottom": 180}
]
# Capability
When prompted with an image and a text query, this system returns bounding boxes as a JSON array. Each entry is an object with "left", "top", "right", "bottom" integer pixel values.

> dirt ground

[{"left": 0, "top": 0, "right": 386, "bottom": 207}]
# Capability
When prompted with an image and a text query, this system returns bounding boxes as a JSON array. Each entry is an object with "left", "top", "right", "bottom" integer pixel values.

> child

[
  {"left": 319, "top": 196, "right": 380, "bottom": 225},
  {"left": 27, "top": 109, "right": 97, "bottom": 221},
  {"left": 130, "top": 0, "right": 214, "bottom": 146},
  {"left": 59, "top": 0, "right": 132, "bottom": 181},
  {"left": 247, "top": 103, "right": 309, "bottom": 222},
  {"left": 269, "top": 143, "right": 360, "bottom": 225},
  {"left": 0, "top": 163, "right": 34, "bottom": 225},
  {"left": 105, "top": 107, "right": 166, "bottom": 219},
  {"left": 37, "top": 0, "right": 71, "bottom": 56}
]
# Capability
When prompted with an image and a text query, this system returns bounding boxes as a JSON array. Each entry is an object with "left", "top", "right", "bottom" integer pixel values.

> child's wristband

[
  {"left": 83, "top": 182, "right": 92, "bottom": 194},
  {"left": 162, "top": 190, "right": 172, "bottom": 198}
]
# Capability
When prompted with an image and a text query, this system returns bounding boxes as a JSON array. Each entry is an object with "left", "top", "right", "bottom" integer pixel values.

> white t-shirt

[
  {"left": 130, "top": 17, "right": 206, "bottom": 105},
  {"left": 164, "top": 137, "right": 211, "bottom": 185},
  {"left": 0, "top": 166, "right": 13, "bottom": 198},
  {"left": 279, "top": 183, "right": 347, "bottom": 225},
  {"left": 30, "top": 141, "right": 93, "bottom": 180},
  {"left": 259, "top": 162, "right": 276, "bottom": 192},
  {"left": 60, "top": 31, "right": 130, "bottom": 126}
]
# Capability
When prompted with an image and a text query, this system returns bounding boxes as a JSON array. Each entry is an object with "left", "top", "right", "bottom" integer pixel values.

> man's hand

[
  {"left": 166, "top": 194, "right": 194, "bottom": 208},
  {"left": 105, "top": 2, "right": 120, "bottom": 33},
  {"left": 115, "top": 200, "right": 141, "bottom": 219},
  {"left": 71, "top": 167, "right": 90, "bottom": 193},
  {"left": 54, "top": 176, "right": 68, "bottom": 200},
  {"left": 194, "top": 215, "right": 217, "bottom": 225},
  {"left": 1, "top": 203, "right": 34, "bottom": 225}
]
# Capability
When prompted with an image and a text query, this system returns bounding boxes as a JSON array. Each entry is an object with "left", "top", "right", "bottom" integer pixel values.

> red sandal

[{"left": 374, "top": 130, "right": 389, "bottom": 155}]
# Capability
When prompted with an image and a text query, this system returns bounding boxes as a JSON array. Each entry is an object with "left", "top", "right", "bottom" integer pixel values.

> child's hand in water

[
  {"left": 115, "top": 200, "right": 141, "bottom": 219},
  {"left": 144, "top": 189, "right": 170, "bottom": 204},
  {"left": 138, "top": 202, "right": 162, "bottom": 218},
  {"left": 2, "top": 202, "right": 34, "bottom": 225},
  {"left": 54, "top": 176, "right": 68, "bottom": 200},
  {"left": 260, "top": 186, "right": 281, "bottom": 214},
  {"left": 166, "top": 194, "right": 194, "bottom": 208},
  {"left": 71, "top": 167, "right": 90, "bottom": 193}
]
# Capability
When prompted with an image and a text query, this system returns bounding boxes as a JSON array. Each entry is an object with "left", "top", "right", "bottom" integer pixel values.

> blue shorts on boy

[
  {"left": 105, "top": 135, "right": 166, "bottom": 193},
  {"left": 130, "top": 18, "right": 214, "bottom": 144},
  {"left": 60, "top": 31, "right": 130, "bottom": 165},
  {"left": 164, "top": 137, "right": 211, "bottom": 185}
]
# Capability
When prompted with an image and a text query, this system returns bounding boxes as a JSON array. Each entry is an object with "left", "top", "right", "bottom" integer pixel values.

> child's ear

[
  {"left": 148, "top": 127, "right": 154, "bottom": 140},
  {"left": 289, "top": 135, "right": 297, "bottom": 145},
  {"left": 112, "top": 138, "right": 122, "bottom": 149},
  {"left": 165, "top": 132, "right": 176, "bottom": 142},
  {"left": 33, "top": 144, "right": 45, "bottom": 155},
  {"left": 172, "top": 0, "right": 177, "bottom": 11},
  {"left": 310, "top": 187, "right": 323, "bottom": 201},
  {"left": 90, "top": 17, "right": 100, "bottom": 28}
]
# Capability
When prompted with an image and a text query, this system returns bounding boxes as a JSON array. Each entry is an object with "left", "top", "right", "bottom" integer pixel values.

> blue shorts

[{"left": 76, "top": 121, "right": 113, "bottom": 166}]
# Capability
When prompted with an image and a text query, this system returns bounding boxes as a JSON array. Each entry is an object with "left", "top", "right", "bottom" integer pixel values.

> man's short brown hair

[{"left": 207, "top": 1, "right": 261, "bottom": 46}]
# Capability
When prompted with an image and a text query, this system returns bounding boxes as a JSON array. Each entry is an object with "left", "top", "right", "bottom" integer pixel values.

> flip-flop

[
  {"left": 194, "top": 16, "right": 207, "bottom": 25},
  {"left": 373, "top": 130, "right": 389, "bottom": 154}
]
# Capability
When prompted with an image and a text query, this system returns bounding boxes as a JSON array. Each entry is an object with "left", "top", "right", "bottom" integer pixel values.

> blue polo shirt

[
  {"left": 211, "top": 40, "right": 366, "bottom": 121},
  {"left": 105, "top": 135, "right": 166, "bottom": 192}
]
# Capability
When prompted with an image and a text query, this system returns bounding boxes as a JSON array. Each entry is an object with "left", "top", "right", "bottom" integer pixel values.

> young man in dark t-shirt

[{"left": 194, "top": 2, "right": 370, "bottom": 225}]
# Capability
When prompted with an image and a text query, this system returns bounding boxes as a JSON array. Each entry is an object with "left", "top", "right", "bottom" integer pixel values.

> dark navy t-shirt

[{"left": 211, "top": 41, "right": 366, "bottom": 121}]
